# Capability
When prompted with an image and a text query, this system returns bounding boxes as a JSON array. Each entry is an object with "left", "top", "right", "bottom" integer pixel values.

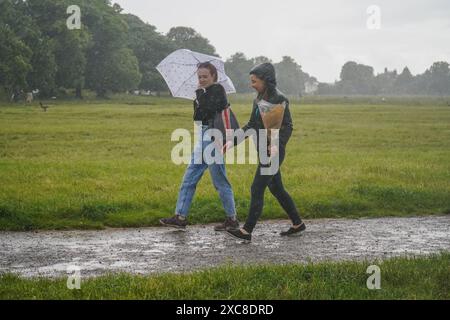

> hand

[
  {"left": 221, "top": 141, "right": 233, "bottom": 154},
  {"left": 269, "top": 145, "right": 278, "bottom": 157}
]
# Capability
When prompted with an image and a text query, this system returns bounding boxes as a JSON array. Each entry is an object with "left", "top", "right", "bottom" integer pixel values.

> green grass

[
  {"left": 0, "top": 95, "right": 449, "bottom": 230},
  {"left": 1, "top": 253, "right": 448, "bottom": 299}
]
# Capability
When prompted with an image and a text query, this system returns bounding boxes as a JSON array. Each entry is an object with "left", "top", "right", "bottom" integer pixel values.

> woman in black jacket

[
  {"left": 226, "top": 63, "right": 305, "bottom": 242},
  {"left": 160, "top": 62, "right": 239, "bottom": 231}
]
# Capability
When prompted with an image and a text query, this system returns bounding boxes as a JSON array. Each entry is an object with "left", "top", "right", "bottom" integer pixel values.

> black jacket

[
  {"left": 237, "top": 63, "right": 294, "bottom": 149},
  {"left": 241, "top": 90, "right": 293, "bottom": 149},
  {"left": 193, "top": 83, "right": 229, "bottom": 125}
]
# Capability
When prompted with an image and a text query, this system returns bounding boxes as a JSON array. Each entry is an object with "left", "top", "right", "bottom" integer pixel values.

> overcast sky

[{"left": 115, "top": 0, "right": 450, "bottom": 83}]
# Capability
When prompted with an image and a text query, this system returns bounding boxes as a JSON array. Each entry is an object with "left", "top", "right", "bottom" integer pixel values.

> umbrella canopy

[{"left": 156, "top": 49, "right": 236, "bottom": 100}]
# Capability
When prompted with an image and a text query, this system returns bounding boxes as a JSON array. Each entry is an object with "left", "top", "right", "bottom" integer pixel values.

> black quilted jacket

[
  {"left": 193, "top": 83, "right": 229, "bottom": 126},
  {"left": 238, "top": 63, "right": 294, "bottom": 149}
]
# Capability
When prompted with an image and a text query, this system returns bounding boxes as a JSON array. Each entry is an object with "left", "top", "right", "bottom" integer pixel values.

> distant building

[{"left": 305, "top": 79, "right": 319, "bottom": 94}]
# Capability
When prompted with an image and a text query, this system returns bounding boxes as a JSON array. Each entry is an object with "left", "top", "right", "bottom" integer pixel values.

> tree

[
  {"left": 0, "top": 25, "right": 32, "bottom": 96},
  {"left": 123, "top": 14, "right": 175, "bottom": 93},
  {"left": 26, "top": 35, "right": 57, "bottom": 96},
  {"left": 274, "top": 56, "right": 306, "bottom": 96},
  {"left": 53, "top": 25, "right": 91, "bottom": 98},
  {"left": 253, "top": 56, "right": 272, "bottom": 65},
  {"left": 167, "top": 27, "right": 218, "bottom": 56},
  {"left": 225, "top": 52, "right": 254, "bottom": 93},
  {"left": 106, "top": 48, "right": 142, "bottom": 92},
  {"left": 394, "top": 67, "right": 414, "bottom": 94},
  {"left": 0, "top": 0, "right": 58, "bottom": 97},
  {"left": 428, "top": 61, "right": 450, "bottom": 96},
  {"left": 84, "top": 1, "right": 142, "bottom": 97},
  {"left": 338, "top": 61, "right": 375, "bottom": 94},
  {"left": 373, "top": 68, "right": 397, "bottom": 95},
  {"left": 1, "top": 0, "right": 91, "bottom": 98}
]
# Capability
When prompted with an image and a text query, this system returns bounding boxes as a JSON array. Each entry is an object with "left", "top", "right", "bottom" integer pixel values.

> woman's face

[
  {"left": 250, "top": 74, "right": 266, "bottom": 94},
  {"left": 197, "top": 68, "right": 215, "bottom": 88}
]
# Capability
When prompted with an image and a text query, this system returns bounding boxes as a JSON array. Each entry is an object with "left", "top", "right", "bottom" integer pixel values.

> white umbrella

[{"left": 156, "top": 49, "right": 236, "bottom": 100}]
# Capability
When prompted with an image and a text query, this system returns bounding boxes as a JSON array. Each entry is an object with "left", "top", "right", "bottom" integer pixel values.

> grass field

[
  {"left": 1, "top": 253, "right": 448, "bottom": 299},
  {"left": 0, "top": 95, "right": 449, "bottom": 230}
]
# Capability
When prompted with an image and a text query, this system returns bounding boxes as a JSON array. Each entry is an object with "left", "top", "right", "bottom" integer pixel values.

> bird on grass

[{"left": 39, "top": 102, "right": 49, "bottom": 112}]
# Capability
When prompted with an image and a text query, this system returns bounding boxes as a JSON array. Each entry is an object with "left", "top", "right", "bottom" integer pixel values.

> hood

[{"left": 249, "top": 63, "right": 277, "bottom": 93}]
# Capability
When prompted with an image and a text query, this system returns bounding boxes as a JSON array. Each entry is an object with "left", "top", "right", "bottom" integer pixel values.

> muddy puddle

[{"left": 0, "top": 215, "right": 449, "bottom": 278}]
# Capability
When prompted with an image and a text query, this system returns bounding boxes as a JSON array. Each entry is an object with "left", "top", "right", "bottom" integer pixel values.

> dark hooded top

[
  {"left": 193, "top": 83, "right": 229, "bottom": 126},
  {"left": 238, "top": 63, "right": 294, "bottom": 149}
]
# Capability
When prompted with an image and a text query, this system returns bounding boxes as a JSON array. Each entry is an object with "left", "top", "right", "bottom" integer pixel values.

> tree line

[
  {"left": 318, "top": 61, "right": 450, "bottom": 96},
  {"left": 1, "top": 0, "right": 449, "bottom": 100},
  {"left": 0, "top": 0, "right": 218, "bottom": 99}
]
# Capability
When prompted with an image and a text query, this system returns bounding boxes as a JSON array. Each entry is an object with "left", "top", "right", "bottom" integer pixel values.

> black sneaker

[
  {"left": 280, "top": 223, "right": 306, "bottom": 236},
  {"left": 160, "top": 215, "right": 188, "bottom": 229},
  {"left": 214, "top": 217, "right": 239, "bottom": 231},
  {"left": 226, "top": 228, "right": 252, "bottom": 243}
]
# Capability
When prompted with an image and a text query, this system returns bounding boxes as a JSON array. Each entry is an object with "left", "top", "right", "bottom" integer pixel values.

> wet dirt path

[{"left": 0, "top": 215, "right": 449, "bottom": 278}]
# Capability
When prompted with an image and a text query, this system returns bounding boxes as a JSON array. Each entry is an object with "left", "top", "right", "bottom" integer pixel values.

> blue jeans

[{"left": 175, "top": 125, "right": 236, "bottom": 218}]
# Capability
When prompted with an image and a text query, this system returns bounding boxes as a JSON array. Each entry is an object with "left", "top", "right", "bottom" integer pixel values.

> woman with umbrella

[
  {"left": 160, "top": 62, "right": 239, "bottom": 231},
  {"left": 225, "top": 63, "right": 306, "bottom": 242}
]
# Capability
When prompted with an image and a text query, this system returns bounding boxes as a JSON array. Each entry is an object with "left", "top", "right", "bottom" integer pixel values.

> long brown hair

[{"left": 197, "top": 62, "right": 218, "bottom": 82}]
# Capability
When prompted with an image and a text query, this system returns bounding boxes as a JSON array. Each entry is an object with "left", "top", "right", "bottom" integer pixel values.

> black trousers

[{"left": 243, "top": 146, "right": 303, "bottom": 233}]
